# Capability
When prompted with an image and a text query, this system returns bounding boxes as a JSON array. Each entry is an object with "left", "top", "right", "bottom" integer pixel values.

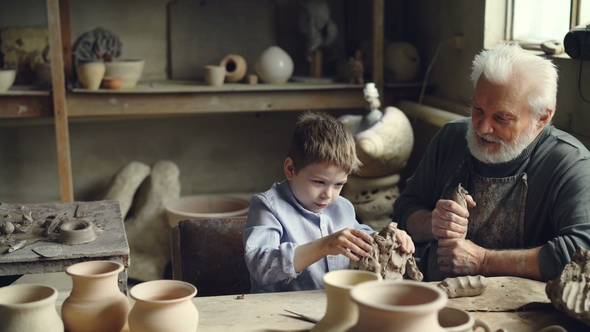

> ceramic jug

[
  {"left": 61, "top": 260, "right": 130, "bottom": 332},
  {"left": 311, "top": 270, "right": 381, "bottom": 332},
  {"left": 128, "top": 279, "right": 199, "bottom": 332},
  {"left": 439, "top": 306, "right": 491, "bottom": 332},
  {"left": 348, "top": 280, "right": 448, "bottom": 332},
  {"left": 0, "top": 284, "right": 64, "bottom": 332}
]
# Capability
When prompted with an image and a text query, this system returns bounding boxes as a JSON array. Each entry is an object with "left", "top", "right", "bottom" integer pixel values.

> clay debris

[
  {"left": 356, "top": 222, "right": 423, "bottom": 281},
  {"left": 437, "top": 275, "right": 488, "bottom": 298},
  {"left": 546, "top": 246, "right": 590, "bottom": 326}
]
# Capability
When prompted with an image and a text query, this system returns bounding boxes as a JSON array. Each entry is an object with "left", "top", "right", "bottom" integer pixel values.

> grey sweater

[{"left": 393, "top": 118, "right": 590, "bottom": 281}]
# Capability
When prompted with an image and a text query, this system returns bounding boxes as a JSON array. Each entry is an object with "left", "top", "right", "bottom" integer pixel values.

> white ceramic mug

[
  {"left": 439, "top": 306, "right": 491, "bottom": 332},
  {"left": 204, "top": 65, "right": 226, "bottom": 86}
]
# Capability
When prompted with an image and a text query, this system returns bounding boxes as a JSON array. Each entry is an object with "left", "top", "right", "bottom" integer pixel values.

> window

[{"left": 509, "top": 0, "right": 590, "bottom": 47}]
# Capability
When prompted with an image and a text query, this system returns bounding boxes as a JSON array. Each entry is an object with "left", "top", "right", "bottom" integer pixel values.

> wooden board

[{"left": 168, "top": 0, "right": 277, "bottom": 79}]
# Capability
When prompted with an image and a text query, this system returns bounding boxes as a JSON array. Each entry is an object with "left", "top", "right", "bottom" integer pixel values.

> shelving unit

[{"left": 0, "top": 0, "right": 396, "bottom": 203}]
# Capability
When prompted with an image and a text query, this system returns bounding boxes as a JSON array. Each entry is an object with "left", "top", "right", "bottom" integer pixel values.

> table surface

[
  {"left": 0, "top": 201, "right": 129, "bottom": 291},
  {"left": 14, "top": 273, "right": 587, "bottom": 332}
]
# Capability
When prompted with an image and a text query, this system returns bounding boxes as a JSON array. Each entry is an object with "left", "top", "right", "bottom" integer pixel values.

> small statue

[
  {"left": 346, "top": 50, "right": 364, "bottom": 84},
  {"left": 297, "top": 0, "right": 338, "bottom": 61}
]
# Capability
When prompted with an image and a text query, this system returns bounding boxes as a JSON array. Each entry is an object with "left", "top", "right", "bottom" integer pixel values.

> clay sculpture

[
  {"left": 545, "top": 246, "right": 590, "bottom": 326},
  {"left": 437, "top": 275, "right": 489, "bottom": 298},
  {"left": 356, "top": 222, "right": 423, "bottom": 281}
]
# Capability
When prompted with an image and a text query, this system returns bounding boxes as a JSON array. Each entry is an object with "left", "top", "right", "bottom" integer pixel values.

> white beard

[{"left": 466, "top": 120, "right": 539, "bottom": 164}]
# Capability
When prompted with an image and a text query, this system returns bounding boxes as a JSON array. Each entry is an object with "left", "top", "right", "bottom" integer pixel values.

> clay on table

[{"left": 437, "top": 275, "right": 489, "bottom": 298}]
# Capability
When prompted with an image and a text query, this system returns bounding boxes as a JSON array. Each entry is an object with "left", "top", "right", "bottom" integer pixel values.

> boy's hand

[
  {"left": 395, "top": 229, "right": 415, "bottom": 254},
  {"left": 323, "top": 228, "right": 373, "bottom": 261}
]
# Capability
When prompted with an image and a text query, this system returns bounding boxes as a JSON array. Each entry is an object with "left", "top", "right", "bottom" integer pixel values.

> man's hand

[
  {"left": 436, "top": 238, "right": 487, "bottom": 275},
  {"left": 431, "top": 195, "right": 476, "bottom": 239}
]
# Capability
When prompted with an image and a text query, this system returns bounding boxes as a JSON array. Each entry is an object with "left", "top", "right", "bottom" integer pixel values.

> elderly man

[{"left": 393, "top": 42, "right": 590, "bottom": 282}]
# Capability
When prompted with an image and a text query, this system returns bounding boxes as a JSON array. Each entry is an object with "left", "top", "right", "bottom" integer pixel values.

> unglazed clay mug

[
  {"left": 438, "top": 306, "right": 491, "bottom": 332},
  {"left": 204, "top": 65, "right": 226, "bottom": 86}
]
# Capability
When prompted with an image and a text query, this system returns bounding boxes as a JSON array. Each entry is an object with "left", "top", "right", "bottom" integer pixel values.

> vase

[
  {"left": 220, "top": 54, "right": 247, "bottom": 82},
  {"left": 311, "top": 270, "right": 381, "bottom": 332},
  {"left": 61, "top": 260, "right": 130, "bottom": 332},
  {"left": 438, "top": 306, "right": 491, "bottom": 332},
  {"left": 0, "top": 284, "right": 64, "bottom": 332},
  {"left": 348, "top": 280, "right": 448, "bottom": 332},
  {"left": 104, "top": 59, "right": 145, "bottom": 88},
  {"left": 254, "top": 46, "right": 293, "bottom": 84},
  {"left": 128, "top": 279, "right": 199, "bottom": 332},
  {"left": 203, "top": 65, "right": 226, "bottom": 86},
  {"left": 77, "top": 61, "right": 106, "bottom": 90}
]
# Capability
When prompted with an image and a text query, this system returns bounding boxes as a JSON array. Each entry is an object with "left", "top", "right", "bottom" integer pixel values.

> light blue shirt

[{"left": 243, "top": 181, "right": 374, "bottom": 293}]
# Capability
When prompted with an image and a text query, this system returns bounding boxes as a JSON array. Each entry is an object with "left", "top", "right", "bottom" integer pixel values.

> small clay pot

[
  {"left": 102, "top": 77, "right": 122, "bottom": 90},
  {"left": 59, "top": 219, "right": 97, "bottom": 245},
  {"left": 220, "top": 54, "right": 247, "bottom": 82}
]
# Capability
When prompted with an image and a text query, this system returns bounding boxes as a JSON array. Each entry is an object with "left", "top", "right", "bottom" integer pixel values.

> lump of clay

[
  {"left": 356, "top": 222, "right": 423, "bottom": 281},
  {"left": 437, "top": 275, "right": 488, "bottom": 298},
  {"left": 452, "top": 183, "right": 468, "bottom": 211},
  {"left": 546, "top": 246, "right": 590, "bottom": 326}
]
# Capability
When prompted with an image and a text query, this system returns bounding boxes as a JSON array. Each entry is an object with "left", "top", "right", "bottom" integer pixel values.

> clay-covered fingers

[
  {"left": 395, "top": 229, "right": 415, "bottom": 254},
  {"left": 431, "top": 199, "right": 469, "bottom": 239},
  {"left": 331, "top": 228, "right": 373, "bottom": 261}
]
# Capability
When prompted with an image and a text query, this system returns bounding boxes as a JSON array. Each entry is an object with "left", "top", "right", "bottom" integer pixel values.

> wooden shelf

[
  {"left": 0, "top": 86, "right": 53, "bottom": 119},
  {"left": 67, "top": 80, "right": 366, "bottom": 117}
]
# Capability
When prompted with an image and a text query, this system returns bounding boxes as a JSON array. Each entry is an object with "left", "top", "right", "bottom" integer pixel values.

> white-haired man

[{"left": 393, "top": 42, "right": 590, "bottom": 282}]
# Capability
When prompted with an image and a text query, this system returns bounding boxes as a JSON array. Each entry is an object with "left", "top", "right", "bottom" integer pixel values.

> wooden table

[
  {"left": 22, "top": 275, "right": 583, "bottom": 331},
  {"left": 0, "top": 200, "right": 129, "bottom": 292}
]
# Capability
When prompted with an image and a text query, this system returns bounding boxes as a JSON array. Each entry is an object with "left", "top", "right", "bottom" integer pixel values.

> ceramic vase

[
  {"left": 220, "top": 54, "right": 247, "bottom": 82},
  {"left": 254, "top": 46, "right": 293, "bottom": 84},
  {"left": 77, "top": 61, "right": 106, "bottom": 90},
  {"left": 311, "top": 270, "right": 381, "bottom": 332},
  {"left": 0, "top": 284, "right": 64, "bottom": 332},
  {"left": 348, "top": 280, "right": 448, "bottom": 332},
  {"left": 61, "top": 260, "right": 130, "bottom": 332},
  {"left": 203, "top": 65, "right": 226, "bottom": 86},
  {"left": 438, "top": 306, "right": 492, "bottom": 332},
  {"left": 128, "top": 279, "right": 198, "bottom": 332}
]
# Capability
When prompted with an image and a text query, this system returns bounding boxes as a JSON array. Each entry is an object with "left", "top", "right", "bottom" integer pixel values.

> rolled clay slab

[{"left": 437, "top": 275, "right": 489, "bottom": 298}]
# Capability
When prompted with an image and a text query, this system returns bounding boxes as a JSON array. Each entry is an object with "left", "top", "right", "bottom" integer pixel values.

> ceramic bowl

[
  {"left": 104, "top": 59, "right": 145, "bottom": 88},
  {"left": 59, "top": 219, "right": 97, "bottom": 245},
  {"left": 165, "top": 195, "right": 249, "bottom": 227},
  {"left": 0, "top": 69, "right": 17, "bottom": 92}
]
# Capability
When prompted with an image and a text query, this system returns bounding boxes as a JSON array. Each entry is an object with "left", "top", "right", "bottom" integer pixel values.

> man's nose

[{"left": 476, "top": 116, "right": 494, "bottom": 134}]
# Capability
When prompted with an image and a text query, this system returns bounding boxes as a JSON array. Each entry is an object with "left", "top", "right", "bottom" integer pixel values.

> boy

[{"left": 243, "top": 111, "right": 415, "bottom": 293}]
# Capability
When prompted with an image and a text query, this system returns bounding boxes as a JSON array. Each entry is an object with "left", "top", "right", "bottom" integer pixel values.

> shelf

[
  {"left": 0, "top": 85, "right": 53, "bottom": 119},
  {"left": 66, "top": 80, "right": 367, "bottom": 117}
]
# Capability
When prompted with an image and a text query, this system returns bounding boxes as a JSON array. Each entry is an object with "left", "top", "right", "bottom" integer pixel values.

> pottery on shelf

[
  {"left": 104, "top": 59, "right": 145, "bottom": 88},
  {"left": 0, "top": 284, "right": 64, "bottom": 332},
  {"left": 76, "top": 61, "right": 106, "bottom": 90},
  {"left": 165, "top": 194, "right": 249, "bottom": 227},
  {"left": 254, "top": 46, "right": 294, "bottom": 84},
  {"left": 348, "top": 280, "right": 448, "bottom": 332},
  {"left": 102, "top": 76, "right": 123, "bottom": 90},
  {"left": 220, "top": 54, "right": 247, "bottom": 82},
  {"left": 203, "top": 65, "right": 226, "bottom": 86},
  {"left": 61, "top": 260, "right": 130, "bottom": 332},
  {"left": 0, "top": 69, "right": 17, "bottom": 92},
  {"left": 128, "top": 279, "right": 199, "bottom": 332},
  {"left": 311, "top": 270, "right": 381, "bottom": 332}
]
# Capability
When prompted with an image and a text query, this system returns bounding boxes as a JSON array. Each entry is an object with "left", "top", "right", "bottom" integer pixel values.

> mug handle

[{"left": 474, "top": 318, "right": 492, "bottom": 332}]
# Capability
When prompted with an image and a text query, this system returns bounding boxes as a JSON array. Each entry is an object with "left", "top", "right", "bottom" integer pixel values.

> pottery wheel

[{"left": 440, "top": 276, "right": 550, "bottom": 312}]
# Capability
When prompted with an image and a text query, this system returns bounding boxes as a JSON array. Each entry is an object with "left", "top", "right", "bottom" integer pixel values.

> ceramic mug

[
  {"left": 204, "top": 65, "right": 226, "bottom": 86},
  {"left": 438, "top": 306, "right": 491, "bottom": 332}
]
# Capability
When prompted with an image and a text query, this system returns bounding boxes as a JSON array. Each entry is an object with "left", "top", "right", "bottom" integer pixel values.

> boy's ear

[{"left": 284, "top": 157, "right": 295, "bottom": 180}]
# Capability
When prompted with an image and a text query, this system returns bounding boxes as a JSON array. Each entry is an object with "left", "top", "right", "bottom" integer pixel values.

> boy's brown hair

[{"left": 288, "top": 110, "right": 362, "bottom": 174}]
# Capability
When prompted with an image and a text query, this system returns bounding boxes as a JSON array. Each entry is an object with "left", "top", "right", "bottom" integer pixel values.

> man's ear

[
  {"left": 538, "top": 108, "right": 554, "bottom": 127},
  {"left": 284, "top": 157, "right": 295, "bottom": 180}
]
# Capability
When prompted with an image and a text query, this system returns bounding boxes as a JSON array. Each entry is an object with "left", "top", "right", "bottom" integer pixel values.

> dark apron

[{"left": 424, "top": 157, "right": 528, "bottom": 281}]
